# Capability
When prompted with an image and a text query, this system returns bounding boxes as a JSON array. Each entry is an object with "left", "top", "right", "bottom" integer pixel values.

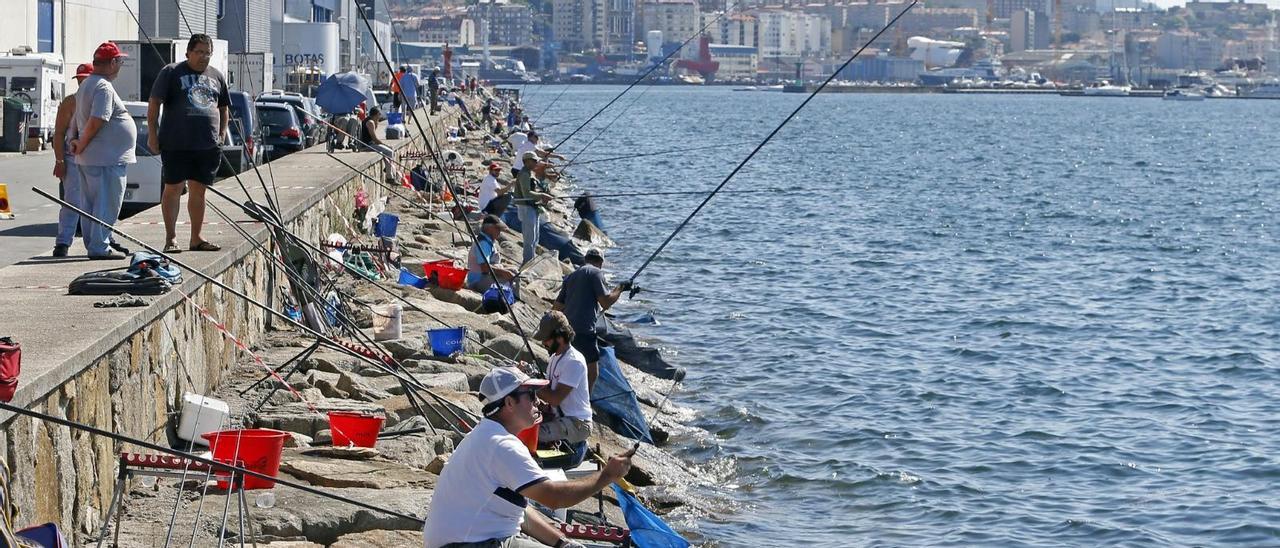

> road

[{"left": 0, "top": 150, "right": 67, "bottom": 268}]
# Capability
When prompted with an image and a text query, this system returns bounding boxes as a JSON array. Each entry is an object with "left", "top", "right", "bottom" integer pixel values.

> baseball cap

[
  {"left": 488, "top": 163, "right": 502, "bottom": 172},
  {"left": 533, "top": 311, "right": 574, "bottom": 341},
  {"left": 479, "top": 367, "right": 548, "bottom": 414},
  {"left": 93, "top": 42, "right": 128, "bottom": 63},
  {"left": 74, "top": 63, "right": 93, "bottom": 79},
  {"left": 585, "top": 248, "right": 603, "bottom": 262}
]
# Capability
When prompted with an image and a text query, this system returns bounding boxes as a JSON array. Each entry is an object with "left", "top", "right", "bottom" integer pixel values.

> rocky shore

[{"left": 102, "top": 100, "right": 708, "bottom": 547}]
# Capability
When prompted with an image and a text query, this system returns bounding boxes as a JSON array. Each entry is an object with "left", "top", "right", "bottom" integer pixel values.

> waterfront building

[
  {"left": 642, "top": 0, "right": 701, "bottom": 48},
  {"left": 553, "top": 0, "right": 609, "bottom": 52},
  {"left": 708, "top": 43, "right": 758, "bottom": 79},
  {"left": 756, "top": 9, "right": 831, "bottom": 58},
  {"left": 0, "top": 0, "right": 139, "bottom": 83},
  {"left": 470, "top": 0, "right": 535, "bottom": 47}
]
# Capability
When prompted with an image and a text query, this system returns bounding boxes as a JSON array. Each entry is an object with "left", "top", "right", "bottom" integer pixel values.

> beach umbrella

[
  {"left": 315, "top": 72, "right": 371, "bottom": 114},
  {"left": 612, "top": 484, "right": 689, "bottom": 548}
]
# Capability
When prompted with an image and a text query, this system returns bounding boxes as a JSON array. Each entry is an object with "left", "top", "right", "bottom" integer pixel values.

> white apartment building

[
  {"left": 756, "top": 10, "right": 830, "bottom": 58},
  {"left": 641, "top": 0, "right": 701, "bottom": 47},
  {"left": 0, "top": 0, "right": 139, "bottom": 83}
]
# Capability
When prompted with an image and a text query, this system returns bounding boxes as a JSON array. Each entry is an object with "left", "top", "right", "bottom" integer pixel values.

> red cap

[
  {"left": 74, "top": 63, "right": 93, "bottom": 79},
  {"left": 488, "top": 163, "right": 502, "bottom": 172},
  {"left": 93, "top": 42, "right": 128, "bottom": 63}
]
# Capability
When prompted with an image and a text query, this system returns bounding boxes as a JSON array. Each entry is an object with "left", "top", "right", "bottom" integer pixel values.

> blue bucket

[
  {"left": 398, "top": 268, "right": 426, "bottom": 288},
  {"left": 387, "top": 112, "right": 404, "bottom": 125},
  {"left": 374, "top": 213, "right": 399, "bottom": 238},
  {"left": 427, "top": 327, "right": 466, "bottom": 356}
]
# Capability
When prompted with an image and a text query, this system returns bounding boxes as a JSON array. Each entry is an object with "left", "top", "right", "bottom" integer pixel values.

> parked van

[
  {"left": 0, "top": 49, "right": 65, "bottom": 147},
  {"left": 121, "top": 101, "right": 163, "bottom": 216}
]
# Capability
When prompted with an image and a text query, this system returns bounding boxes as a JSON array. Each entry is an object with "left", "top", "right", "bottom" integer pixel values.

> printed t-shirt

[{"left": 150, "top": 61, "right": 231, "bottom": 151}]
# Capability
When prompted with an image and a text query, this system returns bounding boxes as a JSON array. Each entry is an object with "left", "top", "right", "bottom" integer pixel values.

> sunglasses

[{"left": 510, "top": 388, "right": 537, "bottom": 401}]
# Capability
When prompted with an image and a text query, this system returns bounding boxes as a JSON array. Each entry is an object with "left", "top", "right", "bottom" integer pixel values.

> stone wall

[{"left": 0, "top": 113, "right": 451, "bottom": 543}]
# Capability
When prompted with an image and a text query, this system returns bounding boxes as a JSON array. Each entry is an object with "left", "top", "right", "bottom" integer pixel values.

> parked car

[
  {"left": 120, "top": 101, "right": 163, "bottom": 218},
  {"left": 257, "top": 90, "right": 322, "bottom": 147},
  {"left": 256, "top": 101, "right": 305, "bottom": 161},
  {"left": 227, "top": 91, "right": 263, "bottom": 166}
]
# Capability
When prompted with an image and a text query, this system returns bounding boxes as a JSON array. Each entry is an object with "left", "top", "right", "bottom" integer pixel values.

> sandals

[
  {"left": 163, "top": 242, "right": 183, "bottom": 254},
  {"left": 189, "top": 241, "right": 221, "bottom": 252}
]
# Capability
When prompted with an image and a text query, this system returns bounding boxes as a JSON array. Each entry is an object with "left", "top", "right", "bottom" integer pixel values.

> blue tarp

[
  {"left": 613, "top": 484, "right": 690, "bottom": 548},
  {"left": 590, "top": 346, "right": 652, "bottom": 443}
]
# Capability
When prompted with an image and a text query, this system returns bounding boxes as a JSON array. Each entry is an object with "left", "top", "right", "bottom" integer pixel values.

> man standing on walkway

[
  {"left": 148, "top": 33, "right": 231, "bottom": 253},
  {"left": 421, "top": 366, "right": 630, "bottom": 548},
  {"left": 553, "top": 249, "right": 630, "bottom": 387},
  {"left": 71, "top": 42, "right": 135, "bottom": 260},
  {"left": 50, "top": 63, "right": 93, "bottom": 257},
  {"left": 399, "top": 66, "right": 420, "bottom": 112},
  {"left": 427, "top": 68, "right": 441, "bottom": 114}
]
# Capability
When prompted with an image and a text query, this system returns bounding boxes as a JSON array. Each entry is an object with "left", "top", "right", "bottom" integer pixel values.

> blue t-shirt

[
  {"left": 466, "top": 234, "right": 499, "bottom": 286},
  {"left": 401, "top": 72, "right": 420, "bottom": 102}
]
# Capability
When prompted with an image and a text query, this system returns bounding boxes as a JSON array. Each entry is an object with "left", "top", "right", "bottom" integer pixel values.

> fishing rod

[
  {"left": 561, "top": 140, "right": 756, "bottom": 168},
  {"left": 33, "top": 188, "right": 475, "bottom": 433},
  {"left": 554, "top": 188, "right": 780, "bottom": 200},
  {"left": 550, "top": 7, "right": 738, "bottom": 150},
  {"left": 358, "top": 2, "right": 546, "bottom": 374},
  {"left": 0, "top": 400, "right": 423, "bottom": 525}
]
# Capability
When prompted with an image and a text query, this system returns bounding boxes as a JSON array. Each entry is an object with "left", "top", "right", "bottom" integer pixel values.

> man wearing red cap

[
  {"left": 71, "top": 42, "right": 135, "bottom": 260},
  {"left": 478, "top": 161, "right": 513, "bottom": 215},
  {"left": 148, "top": 34, "right": 231, "bottom": 253},
  {"left": 49, "top": 63, "right": 94, "bottom": 257}
]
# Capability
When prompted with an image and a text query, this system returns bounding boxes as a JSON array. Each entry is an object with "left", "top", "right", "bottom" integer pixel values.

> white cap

[{"left": 479, "top": 367, "right": 548, "bottom": 415}]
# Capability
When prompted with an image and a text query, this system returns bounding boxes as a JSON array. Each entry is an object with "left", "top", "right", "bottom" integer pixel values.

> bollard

[{"left": 0, "top": 184, "right": 13, "bottom": 219}]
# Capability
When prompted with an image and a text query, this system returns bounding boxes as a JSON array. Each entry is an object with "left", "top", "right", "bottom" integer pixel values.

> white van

[
  {"left": 0, "top": 49, "right": 66, "bottom": 147},
  {"left": 120, "top": 101, "right": 163, "bottom": 217}
]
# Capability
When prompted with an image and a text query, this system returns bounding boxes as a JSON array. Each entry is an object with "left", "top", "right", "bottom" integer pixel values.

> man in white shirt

[
  {"left": 422, "top": 367, "right": 633, "bottom": 548},
  {"left": 478, "top": 162, "right": 514, "bottom": 215},
  {"left": 532, "top": 312, "right": 592, "bottom": 446}
]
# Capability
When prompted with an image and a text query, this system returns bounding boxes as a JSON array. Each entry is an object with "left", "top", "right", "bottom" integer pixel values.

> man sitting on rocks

[
  {"left": 465, "top": 214, "right": 515, "bottom": 293},
  {"left": 533, "top": 312, "right": 593, "bottom": 451},
  {"left": 553, "top": 249, "right": 631, "bottom": 388},
  {"left": 421, "top": 367, "right": 633, "bottom": 548}
]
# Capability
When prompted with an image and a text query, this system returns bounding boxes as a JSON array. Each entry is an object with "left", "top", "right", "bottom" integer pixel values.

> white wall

[{"left": 0, "top": 0, "right": 139, "bottom": 84}]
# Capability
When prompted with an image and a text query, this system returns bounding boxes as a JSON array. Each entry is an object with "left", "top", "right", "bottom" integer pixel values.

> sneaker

[
  {"left": 88, "top": 252, "right": 126, "bottom": 261},
  {"left": 52, "top": 244, "right": 69, "bottom": 257},
  {"left": 109, "top": 241, "right": 131, "bottom": 254}
]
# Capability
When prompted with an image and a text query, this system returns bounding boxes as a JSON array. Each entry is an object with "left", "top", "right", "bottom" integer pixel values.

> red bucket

[
  {"left": 423, "top": 260, "right": 468, "bottom": 291},
  {"left": 515, "top": 421, "right": 540, "bottom": 457},
  {"left": 329, "top": 411, "right": 385, "bottom": 448},
  {"left": 201, "top": 429, "right": 289, "bottom": 490}
]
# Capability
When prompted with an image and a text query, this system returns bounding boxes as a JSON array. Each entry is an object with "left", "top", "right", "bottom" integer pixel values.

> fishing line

[
  {"left": 360, "top": 1, "right": 545, "bottom": 373},
  {"left": 532, "top": 84, "right": 572, "bottom": 124},
  {"left": 555, "top": 188, "right": 780, "bottom": 200},
  {"left": 558, "top": 80, "right": 657, "bottom": 168},
  {"left": 0, "top": 400, "right": 424, "bottom": 524},
  {"left": 551, "top": 7, "right": 739, "bottom": 149}
]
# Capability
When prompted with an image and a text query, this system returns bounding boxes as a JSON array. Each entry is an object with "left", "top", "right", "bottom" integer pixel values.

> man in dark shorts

[
  {"left": 147, "top": 33, "right": 230, "bottom": 253},
  {"left": 553, "top": 248, "right": 631, "bottom": 388}
]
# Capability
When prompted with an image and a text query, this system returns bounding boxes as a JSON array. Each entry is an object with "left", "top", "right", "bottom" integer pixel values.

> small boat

[
  {"left": 733, "top": 85, "right": 759, "bottom": 92},
  {"left": 1083, "top": 80, "right": 1131, "bottom": 96},
  {"left": 1163, "top": 88, "right": 1205, "bottom": 101}
]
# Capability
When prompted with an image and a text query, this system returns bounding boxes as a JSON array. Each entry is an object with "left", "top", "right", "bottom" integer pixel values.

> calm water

[{"left": 522, "top": 86, "right": 1280, "bottom": 546}]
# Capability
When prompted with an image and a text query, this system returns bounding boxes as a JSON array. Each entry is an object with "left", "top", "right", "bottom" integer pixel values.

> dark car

[
  {"left": 227, "top": 91, "right": 262, "bottom": 165},
  {"left": 257, "top": 91, "right": 322, "bottom": 147},
  {"left": 256, "top": 102, "right": 305, "bottom": 161}
]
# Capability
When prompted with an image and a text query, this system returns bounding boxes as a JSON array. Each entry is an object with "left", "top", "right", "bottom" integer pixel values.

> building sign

[{"left": 274, "top": 21, "right": 340, "bottom": 82}]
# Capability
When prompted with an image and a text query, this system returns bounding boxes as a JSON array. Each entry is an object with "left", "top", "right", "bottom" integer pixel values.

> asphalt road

[{"left": 0, "top": 150, "right": 67, "bottom": 268}]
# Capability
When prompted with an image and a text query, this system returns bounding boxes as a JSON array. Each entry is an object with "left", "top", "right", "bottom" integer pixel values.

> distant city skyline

[{"left": 1144, "top": 0, "right": 1280, "bottom": 8}]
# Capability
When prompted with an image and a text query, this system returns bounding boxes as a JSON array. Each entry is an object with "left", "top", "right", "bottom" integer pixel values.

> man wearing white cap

[{"left": 422, "top": 367, "right": 634, "bottom": 548}]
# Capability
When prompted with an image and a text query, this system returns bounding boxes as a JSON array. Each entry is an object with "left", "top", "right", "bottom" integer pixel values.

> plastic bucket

[
  {"left": 423, "top": 260, "right": 467, "bottom": 291},
  {"left": 427, "top": 327, "right": 466, "bottom": 356},
  {"left": 328, "top": 411, "right": 385, "bottom": 448},
  {"left": 516, "top": 422, "right": 540, "bottom": 457},
  {"left": 201, "top": 429, "right": 289, "bottom": 490},
  {"left": 397, "top": 268, "right": 427, "bottom": 289},
  {"left": 387, "top": 112, "right": 404, "bottom": 125},
  {"left": 374, "top": 213, "right": 399, "bottom": 238}
]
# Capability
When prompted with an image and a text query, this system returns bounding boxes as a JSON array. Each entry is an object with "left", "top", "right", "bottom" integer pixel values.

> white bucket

[
  {"left": 372, "top": 303, "right": 402, "bottom": 341},
  {"left": 176, "top": 392, "right": 230, "bottom": 446}
]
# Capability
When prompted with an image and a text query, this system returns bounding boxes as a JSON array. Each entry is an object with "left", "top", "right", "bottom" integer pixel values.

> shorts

[
  {"left": 571, "top": 332, "right": 600, "bottom": 363},
  {"left": 161, "top": 148, "right": 220, "bottom": 186},
  {"left": 539, "top": 416, "right": 591, "bottom": 444}
]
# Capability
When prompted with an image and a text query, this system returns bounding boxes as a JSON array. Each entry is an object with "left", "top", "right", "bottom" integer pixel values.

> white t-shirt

[
  {"left": 478, "top": 174, "right": 501, "bottom": 211},
  {"left": 513, "top": 139, "right": 538, "bottom": 171},
  {"left": 422, "top": 419, "right": 549, "bottom": 547},
  {"left": 548, "top": 347, "right": 592, "bottom": 422}
]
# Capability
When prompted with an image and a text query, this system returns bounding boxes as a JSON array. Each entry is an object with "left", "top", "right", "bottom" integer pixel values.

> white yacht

[
  {"left": 1163, "top": 88, "right": 1205, "bottom": 101},
  {"left": 1083, "top": 80, "right": 1131, "bottom": 96}
]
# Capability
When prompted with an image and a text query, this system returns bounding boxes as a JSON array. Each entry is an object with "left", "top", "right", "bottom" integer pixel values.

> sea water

[{"left": 524, "top": 86, "right": 1279, "bottom": 546}]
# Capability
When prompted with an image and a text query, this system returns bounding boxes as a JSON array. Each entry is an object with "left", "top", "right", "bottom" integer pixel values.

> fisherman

[
  {"left": 359, "top": 107, "right": 397, "bottom": 182},
  {"left": 400, "top": 66, "right": 420, "bottom": 112},
  {"left": 465, "top": 214, "right": 516, "bottom": 293},
  {"left": 533, "top": 312, "right": 593, "bottom": 452},
  {"left": 391, "top": 66, "right": 403, "bottom": 111},
  {"left": 71, "top": 41, "right": 136, "bottom": 260},
  {"left": 50, "top": 62, "right": 94, "bottom": 257},
  {"left": 428, "top": 68, "right": 441, "bottom": 114},
  {"left": 478, "top": 162, "right": 514, "bottom": 215},
  {"left": 148, "top": 33, "right": 231, "bottom": 254},
  {"left": 553, "top": 249, "right": 631, "bottom": 387},
  {"left": 421, "top": 366, "right": 631, "bottom": 548},
  {"left": 514, "top": 151, "right": 554, "bottom": 265},
  {"left": 481, "top": 97, "right": 493, "bottom": 126}
]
